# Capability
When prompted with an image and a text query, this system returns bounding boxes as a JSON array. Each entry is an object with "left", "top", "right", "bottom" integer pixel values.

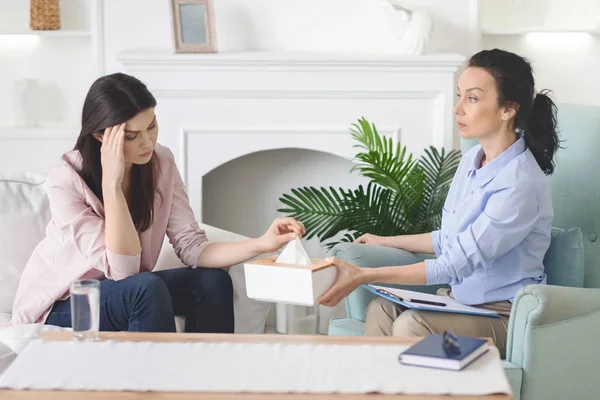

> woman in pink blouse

[{"left": 10, "top": 73, "right": 305, "bottom": 333}]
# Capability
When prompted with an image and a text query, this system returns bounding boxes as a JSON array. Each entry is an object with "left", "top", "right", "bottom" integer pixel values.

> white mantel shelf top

[{"left": 117, "top": 49, "right": 466, "bottom": 69}]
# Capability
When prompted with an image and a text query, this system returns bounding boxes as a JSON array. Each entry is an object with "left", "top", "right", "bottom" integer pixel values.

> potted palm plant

[{"left": 278, "top": 118, "right": 462, "bottom": 249}]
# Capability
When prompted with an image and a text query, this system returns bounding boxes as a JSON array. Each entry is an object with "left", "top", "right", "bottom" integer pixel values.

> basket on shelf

[{"left": 30, "top": 0, "right": 61, "bottom": 30}]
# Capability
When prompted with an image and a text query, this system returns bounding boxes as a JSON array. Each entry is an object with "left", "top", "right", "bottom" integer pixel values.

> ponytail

[{"left": 523, "top": 89, "right": 560, "bottom": 175}]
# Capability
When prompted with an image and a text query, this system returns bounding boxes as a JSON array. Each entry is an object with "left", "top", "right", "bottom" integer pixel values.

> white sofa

[{"left": 0, "top": 169, "right": 273, "bottom": 373}]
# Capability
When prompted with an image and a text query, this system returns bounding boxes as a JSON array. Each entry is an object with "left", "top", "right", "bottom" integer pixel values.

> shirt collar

[{"left": 466, "top": 136, "right": 526, "bottom": 187}]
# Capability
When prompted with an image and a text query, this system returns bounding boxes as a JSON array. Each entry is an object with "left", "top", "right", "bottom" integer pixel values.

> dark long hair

[
  {"left": 75, "top": 73, "right": 159, "bottom": 232},
  {"left": 468, "top": 49, "right": 560, "bottom": 175}
]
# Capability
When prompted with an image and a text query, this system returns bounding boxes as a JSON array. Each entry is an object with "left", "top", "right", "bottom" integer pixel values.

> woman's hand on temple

[
  {"left": 316, "top": 257, "right": 367, "bottom": 307},
  {"left": 257, "top": 217, "right": 306, "bottom": 253},
  {"left": 100, "top": 123, "right": 126, "bottom": 190}
]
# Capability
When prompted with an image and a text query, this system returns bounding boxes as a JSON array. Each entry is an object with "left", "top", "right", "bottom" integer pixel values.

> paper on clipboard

[{"left": 364, "top": 284, "right": 500, "bottom": 318}]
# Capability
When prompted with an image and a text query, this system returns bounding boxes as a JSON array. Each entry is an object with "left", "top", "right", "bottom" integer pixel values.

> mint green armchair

[{"left": 327, "top": 104, "right": 600, "bottom": 400}]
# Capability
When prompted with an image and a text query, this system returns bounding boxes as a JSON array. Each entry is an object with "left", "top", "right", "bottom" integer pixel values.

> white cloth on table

[{"left": 0, "top": 339, "right": 511, "bottom": 396}]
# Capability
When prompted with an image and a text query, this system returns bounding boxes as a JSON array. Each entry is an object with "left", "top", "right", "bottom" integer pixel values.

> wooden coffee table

[{"left": 1, "top": 332, "right": 512, "bottom": 400}]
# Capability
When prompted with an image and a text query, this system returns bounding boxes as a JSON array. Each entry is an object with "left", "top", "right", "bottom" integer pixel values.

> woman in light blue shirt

[{"left": 316, "top": 49, "right": 559, "bottom": 357}]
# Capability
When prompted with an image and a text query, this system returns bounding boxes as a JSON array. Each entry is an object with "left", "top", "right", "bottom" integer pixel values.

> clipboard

[{"left": 363, "top": 284, "right": 500, "bottom": 318}]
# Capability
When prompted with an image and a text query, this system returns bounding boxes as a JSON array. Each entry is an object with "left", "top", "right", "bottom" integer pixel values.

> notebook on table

[
  {"left": 363, "top": 284, "right": 500, "bottom": 318},
  {"left": 398, "top": 333, "right": 489, "bottom": 371}
]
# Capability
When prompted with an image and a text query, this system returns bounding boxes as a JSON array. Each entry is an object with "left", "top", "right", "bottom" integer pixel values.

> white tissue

[{"left": 276, "top": 237, "right": 312, "bottom": 265}]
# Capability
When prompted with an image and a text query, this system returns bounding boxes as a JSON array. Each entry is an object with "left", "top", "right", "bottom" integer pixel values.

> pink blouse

[{"left": 10, "top": 144, "right": 209, "bottom": 325}]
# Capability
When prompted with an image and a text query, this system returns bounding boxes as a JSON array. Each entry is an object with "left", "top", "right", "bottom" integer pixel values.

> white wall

[
  {"left": 479, "top": 0, "right": 600, "bottom": 106},
  {"left": 479, "top": 0, "right": 600, "bottom": 33},
  {"left": 481, "top": 34, "right": 600, "bottom": 106}
]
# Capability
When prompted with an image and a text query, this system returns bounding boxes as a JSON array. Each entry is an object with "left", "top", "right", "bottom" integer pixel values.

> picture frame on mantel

[{"left": 171, "top": 0, "right": 217, "bottom": 53}]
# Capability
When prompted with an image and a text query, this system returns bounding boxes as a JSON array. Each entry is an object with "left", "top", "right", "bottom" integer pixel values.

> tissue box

[{"left": 244, "top": 256, "right": 337, "bottom": 306}]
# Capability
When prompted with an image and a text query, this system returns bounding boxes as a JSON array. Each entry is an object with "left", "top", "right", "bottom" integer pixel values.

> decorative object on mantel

[
  {"left": 383, "top": 1, "right": 433, "bottom": 55},
  {"left": 12, "top": 79, "right": 40, "bottom": 127},
  {"left": 171, "top": 0, "right": 217, "bottom": 53},
  {"left": 279, "top": 118, "right": 461, "bottom": 249},
  {"left": 30, "top": 0, "right": 61, "bottom": 31}
]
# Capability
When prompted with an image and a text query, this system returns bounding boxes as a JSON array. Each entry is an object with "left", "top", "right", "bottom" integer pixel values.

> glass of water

[{"left": 70, "top": 279, "right": 100, "bottom": 341}]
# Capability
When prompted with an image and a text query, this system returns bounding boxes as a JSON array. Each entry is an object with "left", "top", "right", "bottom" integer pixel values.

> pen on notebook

[{"left": 401, "top": 298, "right": 447, "bottom": 307}]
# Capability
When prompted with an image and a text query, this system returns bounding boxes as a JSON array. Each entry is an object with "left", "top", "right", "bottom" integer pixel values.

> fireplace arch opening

[{"left": 202, "top": 147, "right": 369, "bottom": 258}]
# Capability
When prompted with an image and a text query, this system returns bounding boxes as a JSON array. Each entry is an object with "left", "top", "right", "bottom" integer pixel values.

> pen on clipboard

[{"left": 376, "top": 288, "right": 447, "bottom": 307}]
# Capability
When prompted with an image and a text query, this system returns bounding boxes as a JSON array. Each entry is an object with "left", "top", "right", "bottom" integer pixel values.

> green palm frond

[
  {"left": 349, "top": 117, "right": 419, "bottom": 193},
  {"left": 324, "top": 232, "right": 362, "bottom": 251},
  {"left": 279, "top": 182, "right": 423, "bottom": 248},
  {"left": 278, "top": 186, "right": 347, "bottom": 241},
  {"left": 278, "top": 118, "right": 462, "bottom": 250},
  {"left": 415, "top": 147, "right": 462, "bottom": 231},
  {"left": 340, "top": 182, "right": 415, "bottom": 236},
  {"left": 322, "top": 183, "right": 419, "bottom": 249}
]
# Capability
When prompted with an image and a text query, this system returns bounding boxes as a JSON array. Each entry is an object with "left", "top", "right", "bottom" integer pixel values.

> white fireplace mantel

[
  {"left": 118, "top": 50, "right": 465, "bottom": 221},
  {"left": 117, "top": 50, "right": 465, "bottom": 70}
]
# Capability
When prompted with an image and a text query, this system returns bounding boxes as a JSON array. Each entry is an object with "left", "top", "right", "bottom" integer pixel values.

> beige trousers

[{"left": 365, "top": 289, "right": 511, "bottom": 358}]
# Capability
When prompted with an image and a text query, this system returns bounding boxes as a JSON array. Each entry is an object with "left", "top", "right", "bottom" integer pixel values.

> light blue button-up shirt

[{"left": 424, "top": 137, "right": 553, "bottom": 305}]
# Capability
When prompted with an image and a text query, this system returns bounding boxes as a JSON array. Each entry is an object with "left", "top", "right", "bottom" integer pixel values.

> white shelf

[
  {"left": 483, "top": 28, "right": 600, "bottom": 36},
  {"left": 0, "top": 126, "right": 77, "bottom": 140},
  {"left": 117, "top": 49, "right": 466, "bottom": 71},
  {"left": 0, "top": 29, "right": 91, "bottom": 38}
]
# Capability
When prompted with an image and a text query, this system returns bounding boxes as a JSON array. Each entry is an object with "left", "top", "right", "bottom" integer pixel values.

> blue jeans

[{"left": 46, "top": 268, "right": 234, "bottom": 333}]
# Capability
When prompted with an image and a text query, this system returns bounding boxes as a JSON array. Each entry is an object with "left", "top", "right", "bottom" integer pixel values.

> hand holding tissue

[
  {"left": 275, "top": 237, "right": 312, "bottom": 265},
  {"left": 244, "top": 237, "right": 338, "bottom": 306}
]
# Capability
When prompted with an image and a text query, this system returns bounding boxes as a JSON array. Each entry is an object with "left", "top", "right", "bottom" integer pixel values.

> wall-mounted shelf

[
  {"left": 0, "top": 29, "right": 91, "bottom": 38},
  {"left": 482, "top": 29, "right": 600, "bottom": 36},
  {"left": 0, "top": 0, "right": 104, "bottom": 137}
]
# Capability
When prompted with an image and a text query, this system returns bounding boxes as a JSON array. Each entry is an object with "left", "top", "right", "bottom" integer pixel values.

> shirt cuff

[
  {"left": 106, "top": 250, "right": 141, "bottom": 280},
  {"left": 183, "top": 240, "right": 210, "bottom": 268},
  {"left": 431, "top": 230, "right": 442, "bottom": 257},
  {"left": 424, "top": 258, "right": 452, "bottom": 285}
]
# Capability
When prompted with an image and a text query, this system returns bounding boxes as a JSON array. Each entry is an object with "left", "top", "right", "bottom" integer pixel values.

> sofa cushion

[
  {"left": 0, "top": 340, "right": 16, "bottom": 376},
  {"left": 544, "top": 226, "right": 584, "bottom": 288},
  {"left": 0, "top": 313, "right": 11, "bottom": 327},
  {"left": 0, "top": 170, "right": 51, "bottom": 315}
]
